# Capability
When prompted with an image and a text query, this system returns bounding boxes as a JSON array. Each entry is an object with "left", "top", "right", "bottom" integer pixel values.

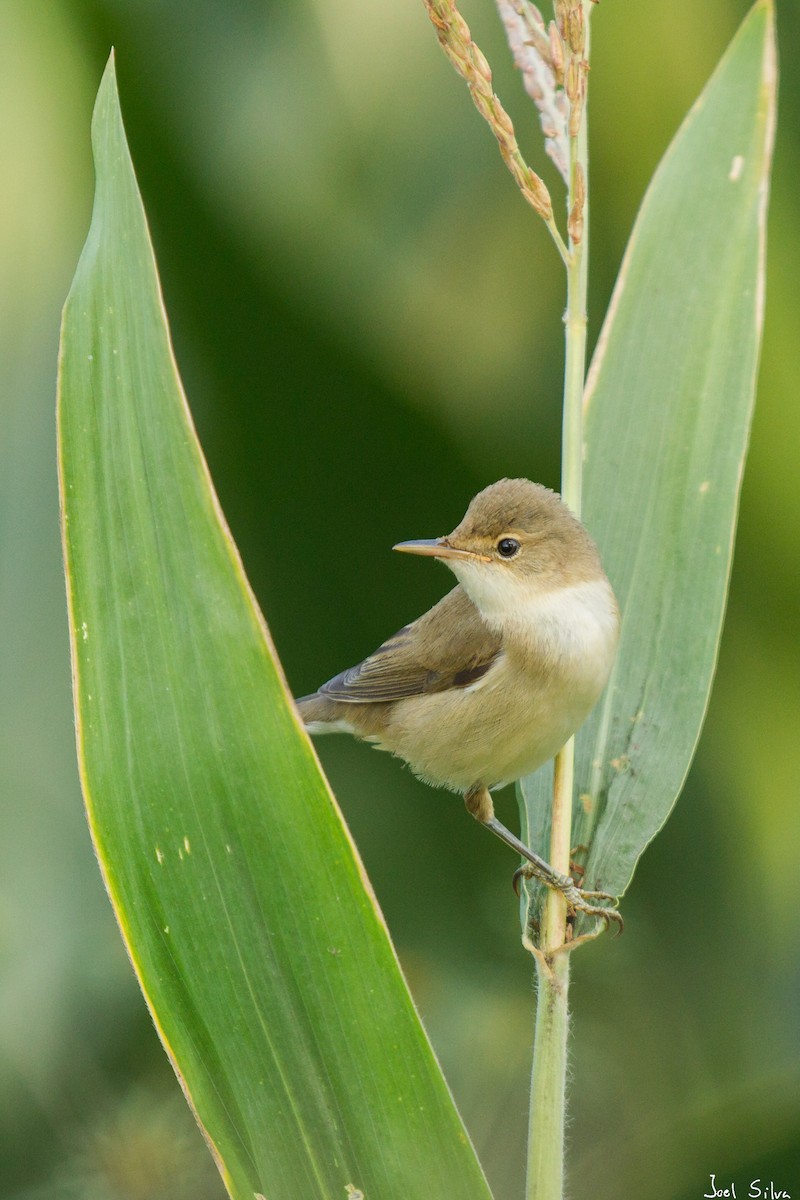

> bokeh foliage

[{"left": 2, "top": 2, "right": 799, "bottom": 1199}]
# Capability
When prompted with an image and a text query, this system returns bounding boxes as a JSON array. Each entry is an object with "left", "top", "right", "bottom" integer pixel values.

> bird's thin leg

[{"left": 464, "top": 786, "right": 622, "bottom": 929}]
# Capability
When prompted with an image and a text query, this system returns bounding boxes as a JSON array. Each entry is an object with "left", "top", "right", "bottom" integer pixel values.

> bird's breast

[
  {"left": 501, "top": 578, "right": 619, "bottom": 690},
  {"left": 373, "top": 578, "right": 619, "bottom": 793}
]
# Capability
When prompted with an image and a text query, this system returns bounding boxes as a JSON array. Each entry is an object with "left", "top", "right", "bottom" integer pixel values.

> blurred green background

[{"left": 2, "top": 1, "right": 798, "bottom": 1198}]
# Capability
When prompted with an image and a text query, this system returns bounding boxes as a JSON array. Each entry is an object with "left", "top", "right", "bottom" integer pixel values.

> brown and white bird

[{"left": 296, "top": 478, "right": 620, "bottom": 918}]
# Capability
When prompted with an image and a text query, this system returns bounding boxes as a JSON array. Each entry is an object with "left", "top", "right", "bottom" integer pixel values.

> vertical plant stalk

[
  {"left": 526, "top": 753, "right": 571, "bottom": 1200},
  {"left": 527, "top": 3, "right": 592, "bottom": 1198},
  {"left": 541, "top": 0, "right": 590, "bottom": 953}
]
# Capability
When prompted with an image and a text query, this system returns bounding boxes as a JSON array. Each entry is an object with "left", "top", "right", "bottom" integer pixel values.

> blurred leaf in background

[{"left": 2, "top": 1, "right": 799, "bottom": 1198}]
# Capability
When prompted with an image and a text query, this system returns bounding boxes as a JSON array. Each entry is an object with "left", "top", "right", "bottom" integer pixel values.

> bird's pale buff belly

[{"left": 371, "top": 652, "right": 604, "bottom": 793}]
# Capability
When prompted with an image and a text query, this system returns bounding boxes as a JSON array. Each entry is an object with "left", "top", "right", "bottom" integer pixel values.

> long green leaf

[
  {"left": 520, "top": 0, "right": 776, "bottom": 913},
  {"left": 58, "top": 54, "right": 492, "bottom": 1200}
]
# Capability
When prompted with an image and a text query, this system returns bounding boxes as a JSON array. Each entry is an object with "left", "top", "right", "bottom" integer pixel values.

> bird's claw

[
  {"left": 560, "top": 881, "right": 624, "bottom": 933},
  {"left": 513, "top": 865, "right": 623, "bottom": 933}
]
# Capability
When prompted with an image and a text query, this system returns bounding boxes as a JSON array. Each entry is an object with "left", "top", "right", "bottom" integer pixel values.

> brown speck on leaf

[{"left": 579, "top": 792, "right": 593, "bottom": 814}]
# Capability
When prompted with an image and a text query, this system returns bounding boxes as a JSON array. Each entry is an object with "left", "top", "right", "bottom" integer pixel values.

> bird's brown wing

[{"left": 318, "top": 586, "right": 501, "bottom": 703}]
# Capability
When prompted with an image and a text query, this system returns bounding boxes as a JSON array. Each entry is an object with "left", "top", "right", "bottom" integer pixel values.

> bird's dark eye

[{"left": 497, "top": 537, "right": 520, "bottom": 558}]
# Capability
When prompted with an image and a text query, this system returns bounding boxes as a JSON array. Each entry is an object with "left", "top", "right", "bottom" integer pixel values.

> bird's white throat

[{"left": 451, "top": 560, "right": 618, "bottom": 666}]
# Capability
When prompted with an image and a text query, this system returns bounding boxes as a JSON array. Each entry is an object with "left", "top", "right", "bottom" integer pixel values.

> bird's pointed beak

[{"left": 393, "top": 538, "right": 489, "bottom": 562}]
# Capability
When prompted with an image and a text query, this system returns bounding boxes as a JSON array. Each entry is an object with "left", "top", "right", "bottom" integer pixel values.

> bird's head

[{"left": 393, "top": 478, "right": 605, "bottom": 622}]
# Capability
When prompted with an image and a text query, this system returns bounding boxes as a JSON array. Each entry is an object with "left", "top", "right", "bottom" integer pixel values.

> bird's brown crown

[{"left": 447, "top": 478, "right": 602, "bottom": 586}]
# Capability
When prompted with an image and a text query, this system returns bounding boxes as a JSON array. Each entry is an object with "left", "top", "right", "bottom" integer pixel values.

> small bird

[{"left": 296, "top": 478, "right": 620, "bottom": 921}]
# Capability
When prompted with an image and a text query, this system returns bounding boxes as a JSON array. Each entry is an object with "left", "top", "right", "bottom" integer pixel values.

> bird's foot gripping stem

[
  {"left": 464, "top": 787, "right": 622, "bottom": 933},
  {"left": 512, "top": 862, "right": 623, "bottom": 932}
]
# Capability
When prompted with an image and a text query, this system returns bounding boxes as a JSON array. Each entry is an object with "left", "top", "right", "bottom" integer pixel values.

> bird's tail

[{"left": 294, "top": 692, "right": 345, "bottom": 733}]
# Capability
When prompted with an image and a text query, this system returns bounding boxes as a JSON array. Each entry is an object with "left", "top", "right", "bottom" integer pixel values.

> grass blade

[{"left": 58, "top": 53, "right": 493, "bottom": 1200}]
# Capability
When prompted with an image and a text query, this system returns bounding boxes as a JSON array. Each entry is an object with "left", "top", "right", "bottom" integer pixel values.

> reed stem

[{"left": 526, "top": 4, "right": 592, "bottom": 1197}]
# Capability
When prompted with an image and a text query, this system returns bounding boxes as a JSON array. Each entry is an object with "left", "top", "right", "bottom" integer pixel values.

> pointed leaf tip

[
  {"left": 519, "top": 0, "right": 776, "bottom": 922},
  {"left": 59, "top": 50, "right": 493, "bottom": 1200}
]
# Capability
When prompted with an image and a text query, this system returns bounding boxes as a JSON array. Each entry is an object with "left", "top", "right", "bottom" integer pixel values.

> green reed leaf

[
  {"left": 520, "top": 0, "right": 776, "bottom": 917},
  {"left": 58, "top": 54, "right": 493, "bottom": 1200}
]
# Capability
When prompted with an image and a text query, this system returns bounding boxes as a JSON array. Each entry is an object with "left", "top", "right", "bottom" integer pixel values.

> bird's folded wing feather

[{"left": 318, "top": 586, "right": 501, "bottom": 703}]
